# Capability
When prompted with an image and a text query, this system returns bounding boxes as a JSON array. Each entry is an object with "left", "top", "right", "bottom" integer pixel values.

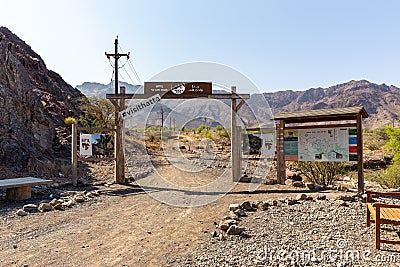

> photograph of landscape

[{"left": 1, "top": 1, "right": 400, "bottom": 266}]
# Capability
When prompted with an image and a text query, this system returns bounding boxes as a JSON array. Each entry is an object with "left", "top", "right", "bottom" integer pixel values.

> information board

[{"left": 284, "top": 127, "right": 357, "bottom": 162}]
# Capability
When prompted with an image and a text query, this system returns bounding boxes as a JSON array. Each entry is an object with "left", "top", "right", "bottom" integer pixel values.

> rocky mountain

[
  {"left": 76, "top": 81, "right": 142, "bottom": 97},
  {"left": 258, "top": 80, "right": 400, "bottom": 129},
  {"left": 0, "top": 27, "right": 84, "bottom": 175}
]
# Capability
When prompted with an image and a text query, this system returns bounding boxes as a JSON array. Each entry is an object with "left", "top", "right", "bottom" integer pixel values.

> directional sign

[
  {"left": 120, "top": 94, "right": 161, "bottom": 120},
  {"left": 144, "top": 82, "right": 212, "bottom": 98}
]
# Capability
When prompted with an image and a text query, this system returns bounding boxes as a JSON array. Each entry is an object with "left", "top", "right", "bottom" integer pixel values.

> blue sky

[{"left": 2, "top": 0, "right": 399, "bottom": 92}]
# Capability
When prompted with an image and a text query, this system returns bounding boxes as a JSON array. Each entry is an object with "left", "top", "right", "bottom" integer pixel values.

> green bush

[
  {"left": 205, "top": 131, "right": 213, "bottom": 140},
  {"left": 64, "top": 117, "right": 77, "bottom": 126},
  {"left": 197, "top": 125, "right": 205, "bottom": 134},
  {"left": 217, "top": 128, "right": 229, "bottom": 138},
  {"left": 381, "top": 161, "right": 400, "bottom": 188},
  {"left": 295, "top": 161, "right": 346, "bottom": 186},
  {"left": 378, "top": 126, "right": 400, "bottom": 187},
  {"left": 364, "top": 128, "right": 389, "bottom": 151}
]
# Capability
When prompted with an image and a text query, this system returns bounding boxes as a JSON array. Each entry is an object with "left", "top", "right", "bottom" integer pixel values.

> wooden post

[
  {"left": 71, "top": 123, "right": 77, "bottom": 186},
  {"left": 357, "top": 113, "right": 364, "bottom": 195},
  {"left": 114, "top": 86, "right": 126, "bottom": 184},
  {"left": 277, "top": 120, "right": 286, "bottom": 184},
  {"left": 231, "top": 86, "right": 241, "bottom": 182}
]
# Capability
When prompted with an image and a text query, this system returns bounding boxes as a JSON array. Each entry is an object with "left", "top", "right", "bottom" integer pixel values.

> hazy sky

[{"left": 2, "top": 0, "right": 399, "bottom": 92}]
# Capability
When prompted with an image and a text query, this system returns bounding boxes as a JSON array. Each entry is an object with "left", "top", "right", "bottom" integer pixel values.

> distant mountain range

[
  {"left": 77, "top": 80, "right": 400, "bottom": 129},
  {"left": 76, "top": 81, "right": 142, "bottom": 97}
]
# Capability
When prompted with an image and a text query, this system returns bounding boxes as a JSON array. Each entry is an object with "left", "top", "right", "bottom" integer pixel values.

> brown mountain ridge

[{"left": 258, "top": 80, "right": 400, "bottom": 129}]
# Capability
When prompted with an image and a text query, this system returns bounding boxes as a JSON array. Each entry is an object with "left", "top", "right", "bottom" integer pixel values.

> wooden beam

[
  {"left": 236, "top": 99, "right": 246, "bottom": 111},
  {"left": 71, "top": 123, "right": 77, "bottom": 186},
  {"left": 357, "top": 113, "right": 364, "bottom": 195},
  {"left": 231, "top": 86, "right": 241, "bottom": 182},
  {"left": 78, "top": 157, "right": 116, "bottom": 162},
  {"left": 114, "top": 87, "right": 126, "bottom": 184},
  {"left": 285, "top": 123, "right": 357, "bottom": 130},
  {"left": 277, "top": 120, "right": 286, "bottom": 184},
  {"left": 106, "top": 93, "right": 250, "bottom": 100},
  {"left": 77, "top": 127, "right": 116, "bottom": 132}
]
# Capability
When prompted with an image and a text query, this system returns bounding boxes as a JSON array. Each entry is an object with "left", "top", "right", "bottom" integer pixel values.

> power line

[{"left": 118, "top": 44, "right": 142, "bottom": 84}]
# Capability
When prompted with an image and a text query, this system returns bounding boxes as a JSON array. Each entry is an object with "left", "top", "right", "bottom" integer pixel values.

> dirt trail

[{"left": 0, "top": 180, "right": 331, "bottom": 267}]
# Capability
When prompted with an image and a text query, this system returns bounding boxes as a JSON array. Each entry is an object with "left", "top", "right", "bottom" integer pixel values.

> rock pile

[{"left": 15, "top": 190, "right": 101, "bottom": 216}]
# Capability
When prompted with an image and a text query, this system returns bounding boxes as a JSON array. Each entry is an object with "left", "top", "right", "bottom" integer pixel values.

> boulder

[
  {"left": 235, "top": 209, "right": 247, "bottom": 217},
  {"left": 240, "top": 175, "right": 251, "bottom": 183},
  {"left": 285, "top": 179, "right": 294, "bottom": 186},
  {"left": 38, "top": 202, "right": 53, "bottom": 212},
  {"left": 229, "top": 204, "right": 240, "bottom": 211},
  {"left": 306, "top": 182, "right": 315, "bottom": 190},
  {"left": 219, "top": 219, "right": 238, "bottom": 231},
  {"left": 257, "top": 202, "right": 269, "bottom": 211},
  {"left": 22, "top": 204, "right": 38, "bottom": 212},
  {"left": 295, "top": 193, "right": 308, "bottom": 201},
  {"left": 74, "top": 195, "right": 85, "bottom": 203},
  {"left": 240, "top": 201, "right": 253, "bottom": 211},
  {"left": 286, "top": 198, "right": 297, "bottom": 205},
  {"left": 226, "top": 225, "right": 245, "bottom": 235},
  {"left": 16, "top": 209, "right": 28, "bottom": 216},
  {"left": 292, "top": 181, "right": 304, "bottom": 188}
]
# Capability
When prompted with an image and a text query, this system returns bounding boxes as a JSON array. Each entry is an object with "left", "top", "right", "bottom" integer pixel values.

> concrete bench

[{"left": 0, "top": 177, "right": 52, "bottom": 200}]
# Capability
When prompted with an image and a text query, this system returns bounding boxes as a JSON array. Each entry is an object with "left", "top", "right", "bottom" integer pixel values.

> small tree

[
  {"left": 79, "top": 97, "right": 115, "bottom": 128},
  {"left": 380, "top": 126, "right": 400, "bottom": 187}
]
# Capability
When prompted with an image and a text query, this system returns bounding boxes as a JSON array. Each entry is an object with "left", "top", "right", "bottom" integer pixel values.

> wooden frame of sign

[
  {"left": 106, "top": 84, "right": 250, "bottom": 184},
  {"left": 273, "top": 106, "right": 368, "bottom": 195}
]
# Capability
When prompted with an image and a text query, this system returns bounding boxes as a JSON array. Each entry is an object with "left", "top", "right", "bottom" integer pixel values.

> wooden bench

[
  {"left": 0, "top": 177, "right": 52, "bottom": 200},
  {"left": 366, "top": 191, "right": 400, "bottom": 249}
]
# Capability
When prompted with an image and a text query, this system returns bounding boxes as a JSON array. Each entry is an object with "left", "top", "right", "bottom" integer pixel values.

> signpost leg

[
  {"left": 277, "top": 120, "right": 286, "bottom": 184},
  {"left": 357, "top": 114, "right": 364, "bottom": 195},
  {"left": 72, "top": 123, "right": 77, "bottom": 186},
  {"left": 115, "top": 87, "right": 126, "bottom": 184},
  {"left": 231, "top": 86, "right": 241, "bottom": 182}
]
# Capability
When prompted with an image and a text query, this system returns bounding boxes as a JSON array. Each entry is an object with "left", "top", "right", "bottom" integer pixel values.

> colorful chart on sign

[{"left": 284, "top": 130, "right": 298, "bottom": 161}]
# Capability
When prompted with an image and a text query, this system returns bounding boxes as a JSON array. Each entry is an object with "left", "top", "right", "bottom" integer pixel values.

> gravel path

[{"left": 174, "top": 196, "right": 400, "bottom": 267}]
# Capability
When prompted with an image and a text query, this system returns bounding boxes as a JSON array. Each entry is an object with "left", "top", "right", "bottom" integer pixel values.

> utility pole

[
  {"left": 105, "top": 37, "right": 129, "bottom": 184},
  {"left": 106, "top": 37, "right": 129, "bottom": 94}
]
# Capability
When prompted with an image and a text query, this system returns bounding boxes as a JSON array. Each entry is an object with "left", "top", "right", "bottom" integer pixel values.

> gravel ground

[{"left": 173, "top": 196, "right": 400, "bottom": 267}]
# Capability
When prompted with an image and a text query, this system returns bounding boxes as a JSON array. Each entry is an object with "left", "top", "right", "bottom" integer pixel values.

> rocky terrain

[
  {"left": 175, "top": 194, "right": 400, "bottom": 267},
  {"left": 0, "top": 27, "right": 84, "bottom": 176}
]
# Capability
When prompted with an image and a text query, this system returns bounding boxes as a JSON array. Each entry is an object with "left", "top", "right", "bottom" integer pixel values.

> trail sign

[{"left": 144, "top": 82, "right": 212, "bottom": 98}]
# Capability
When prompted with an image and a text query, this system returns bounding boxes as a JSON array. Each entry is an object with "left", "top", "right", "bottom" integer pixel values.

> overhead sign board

[{"left": 144, "top": 82, "right": 212, "bottom": 98}]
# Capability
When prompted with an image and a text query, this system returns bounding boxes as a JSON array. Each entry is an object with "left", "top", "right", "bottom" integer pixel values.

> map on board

[{"left": 298, "top": 128, "right": 350, "bottom": 162}]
